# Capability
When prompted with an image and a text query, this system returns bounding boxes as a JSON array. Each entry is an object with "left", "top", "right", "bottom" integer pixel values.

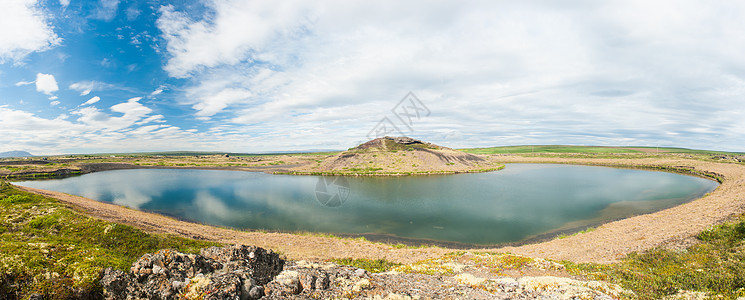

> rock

[
  {"left": 99, "top": 268, "right": 139, "bottom": 300},
  {"left": 27, "top": 293, "right": 43, "bottom": 300},
  {"left": 101, "top": 245, "right": 283, "bottom": 300},
  {"left": 265, "top": 270, "right": 302, "bottom": 296},
  {"left": 354, "top": 268, "right": 368, "bottom": 278},
  {"left": 517, "top": 276, "right": 629, "bottom": 299},
  {"left": 200, "top": 244, "right": 283, "bottom": 285},
  {"left": 297, "top": 269, "right": 331, "bottom": 290},
  {"left": 454, "top": 273, "right": 487, "bottom": 286},
  {"left": 200, "top": 272, "right": 243, "bottom": 299},
  {"left": 352, "top": 278, "right": 371, "bottom": 292},
  {"left": 100, "top": 244, "right": 628, "bottom": 300},
  {"left": 248, "top": 285, "right": 265, "bottom": 299},
  {"left": 493, "top": 277, "right": 519, "bottom": 292}
]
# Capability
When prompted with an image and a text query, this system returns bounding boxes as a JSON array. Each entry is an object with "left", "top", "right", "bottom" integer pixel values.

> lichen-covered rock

[
  {"left": 265, "top": 270, "right": 302, "bottom": 296},
  {"left": 100, "top": 245, "right": 282, "bottom": 300},
  {"left": 200, "top": 244, "right": 283, "bottom": 285}
]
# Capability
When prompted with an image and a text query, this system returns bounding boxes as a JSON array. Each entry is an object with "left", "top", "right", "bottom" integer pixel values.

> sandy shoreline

[{"left": 13, "top": 155, "right": 745, "bottom": 264}]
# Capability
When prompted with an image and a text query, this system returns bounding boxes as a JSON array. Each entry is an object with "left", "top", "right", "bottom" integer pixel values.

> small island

[{"left": 281, "top": 136, "right": 504, "bottom": 175}]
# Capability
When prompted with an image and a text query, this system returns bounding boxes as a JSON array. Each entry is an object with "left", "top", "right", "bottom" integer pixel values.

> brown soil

[{"left": 13, "top": 155, "right": 745, "bottom": 264}]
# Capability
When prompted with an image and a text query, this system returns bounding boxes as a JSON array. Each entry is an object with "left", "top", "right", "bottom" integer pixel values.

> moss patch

[{"left": 330, "top": 258, "right": 401, "bottom": 273}]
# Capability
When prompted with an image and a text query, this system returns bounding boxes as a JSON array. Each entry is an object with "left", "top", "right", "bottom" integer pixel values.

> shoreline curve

[{"left": 12, "top": 155, "right": 745, "bottom": 264}]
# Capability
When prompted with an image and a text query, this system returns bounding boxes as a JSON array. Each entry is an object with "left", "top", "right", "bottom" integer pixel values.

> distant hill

[
  {"left": 0, "top": 151, "right": 33, "bottom": 158},
  {"left": 289, "top": 136, "right": 502, "bottom": 175}
]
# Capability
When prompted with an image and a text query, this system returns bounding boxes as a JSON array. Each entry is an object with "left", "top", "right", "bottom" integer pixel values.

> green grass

[
  {"left": 0, "top": 180, "right": 220, "bottom": 298},
  {"left": 557, "top": 226, "right": 597, "bottom": 239},
  {"left": 330, "top": 258, "right": 401, "bottom": 273},
  {"left": 566, "top": 216, "right": 745, "bottom": 299}
]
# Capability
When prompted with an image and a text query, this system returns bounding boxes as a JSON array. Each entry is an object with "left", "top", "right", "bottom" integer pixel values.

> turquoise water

[{"left": 14, "top": 164, "right": 718, "bottom": 245}]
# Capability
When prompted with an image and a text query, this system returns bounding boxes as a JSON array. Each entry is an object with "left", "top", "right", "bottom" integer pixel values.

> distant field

[
  {"left": 8, "top": 146, "right": 742, "bottom": 160},
  {"left": 460, "top": 145, "right": 745, "bottom": 155},
  {"left": 59, "top": 150, "right": 341, "bottom": 158}
]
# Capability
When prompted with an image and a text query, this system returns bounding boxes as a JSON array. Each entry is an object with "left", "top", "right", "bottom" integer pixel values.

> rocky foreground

[{"left": 101, "top": 245, "right": 627, "bottom": 299}]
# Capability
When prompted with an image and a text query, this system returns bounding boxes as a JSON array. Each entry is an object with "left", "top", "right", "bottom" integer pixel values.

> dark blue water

[{"left": 14, "top": 164, "right": 718, "bottom": 245}]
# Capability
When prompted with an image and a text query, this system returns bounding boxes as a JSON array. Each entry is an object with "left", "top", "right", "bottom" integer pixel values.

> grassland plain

[
  {"left": 0, "top": 153, "right": 319, "bottom": 180},
  {"left": 4, "top": 147, "right": 745, "bottom": 298}
]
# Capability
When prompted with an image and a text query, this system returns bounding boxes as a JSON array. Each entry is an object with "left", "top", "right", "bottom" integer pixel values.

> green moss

[
  {"left": 27, "top": 213, "right": 62, "bottom": 230},
  {"left": 331, "top": 258, "right": 401, "bottom": 273},
  {"left": 0, "top": 194, "right": 36, "bottom": 205},
  {"left": 0, "top": 180, "right": 220, "bottom": 298}
]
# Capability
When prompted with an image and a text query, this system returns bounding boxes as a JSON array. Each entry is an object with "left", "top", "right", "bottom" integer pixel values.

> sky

[{"left": 1, "top": 0, "right": 744, "bottom": 155}]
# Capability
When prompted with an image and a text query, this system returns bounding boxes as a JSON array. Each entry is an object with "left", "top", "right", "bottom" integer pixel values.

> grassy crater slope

[
  {"left": 0, "top": 181, "right": 219, "bottom": 299},
  {"left": 287, "top": 136, "right": 503, "bottom": 175}
]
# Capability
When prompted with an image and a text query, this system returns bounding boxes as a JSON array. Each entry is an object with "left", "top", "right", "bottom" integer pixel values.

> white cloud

[
  {"left": 150, "top": 88, "right": 164, "bottom": 96},
  {"left": 0, "top": 0, "right": 60, "bottom": 62},
  {"left": 70, "top": 82, "right": 93, "bottom": 96},
  {"left": 125, "top": 6, "right": 140, "bottom": 20},
  {"left": 50, "top": 100, "right": 60, "bottom": 106},
  {"left": 157, "top": 2, "right": 309, "bottom": 78},
  {"left": 69, "top": 81, "right": 113, "bottom": 96},
  {"left": 0, "top": 102, "right": 231, "bottom": 154},
  {"left": 136, "top": 114, "right": 165, "bottom": 125},
  {"left": 15, "top": 80, "right": 34, "bottom": 86},
  {"left": 59, "top": 0, "right": 70, "bottom": 7},
  {"left": 153, "top": 0, "right": 745, "bottom": 152},
  {"left": 72, "top": 106, "right": 109, "bottom": 124},
  {"left": 48, "top": 96, "right": 58, "bottom": 100},
  {"left": 188, "top": 87, "right": 252, "bottom": 118},
  {"left": 72, "top": 97, "right": 155, "bottom": 132},
  {"left": 35, "top": 73, "right": 58, "bottom": 95},
  {"left": 94, "top": 0, "right": 120, "bottom": 21},
  {"left": 82, "top": 96, "right": 101, "bottom": 106}
]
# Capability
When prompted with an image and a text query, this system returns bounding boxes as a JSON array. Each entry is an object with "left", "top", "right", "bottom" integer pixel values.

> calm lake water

[{"left": 14, "top": 164, "right": 718, "bottom": 245}]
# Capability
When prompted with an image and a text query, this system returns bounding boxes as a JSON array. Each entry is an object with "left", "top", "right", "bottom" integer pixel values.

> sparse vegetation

[
  {"left": 0, "top": 180, "right": 219, "bottom": 298},
  {"left": 557, "top": 226, "right": 597, "bottom": 239},
  {"left": 566, "top": 216, "right": 745, "bottom": 299},
  {"left": 330, "top": 258, "right": 401, "bottom": 273}
]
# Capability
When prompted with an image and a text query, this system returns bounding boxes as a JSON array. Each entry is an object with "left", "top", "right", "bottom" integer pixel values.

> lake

[{"left": 14, "top": 164, "right": 718, "bottom": 246}]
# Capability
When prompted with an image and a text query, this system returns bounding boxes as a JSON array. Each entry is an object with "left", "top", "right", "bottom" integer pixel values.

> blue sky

[{"left": 1, "top": 0, "right": 744, "bottom": 154}]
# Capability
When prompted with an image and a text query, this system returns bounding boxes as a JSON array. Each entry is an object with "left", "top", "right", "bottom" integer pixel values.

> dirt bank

[{"left": 14, "top": 155, "right": 745, "bottom": 264}]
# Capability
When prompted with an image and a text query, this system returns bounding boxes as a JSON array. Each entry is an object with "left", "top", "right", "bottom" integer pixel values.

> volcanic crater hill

[{"left": 289, "top": 136, "right": 503, "bottom": 175}]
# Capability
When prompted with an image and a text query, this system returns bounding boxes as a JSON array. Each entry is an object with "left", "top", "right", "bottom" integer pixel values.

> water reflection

[{"left": 14, "top": 164, "right": 718, "bottom": 245}]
